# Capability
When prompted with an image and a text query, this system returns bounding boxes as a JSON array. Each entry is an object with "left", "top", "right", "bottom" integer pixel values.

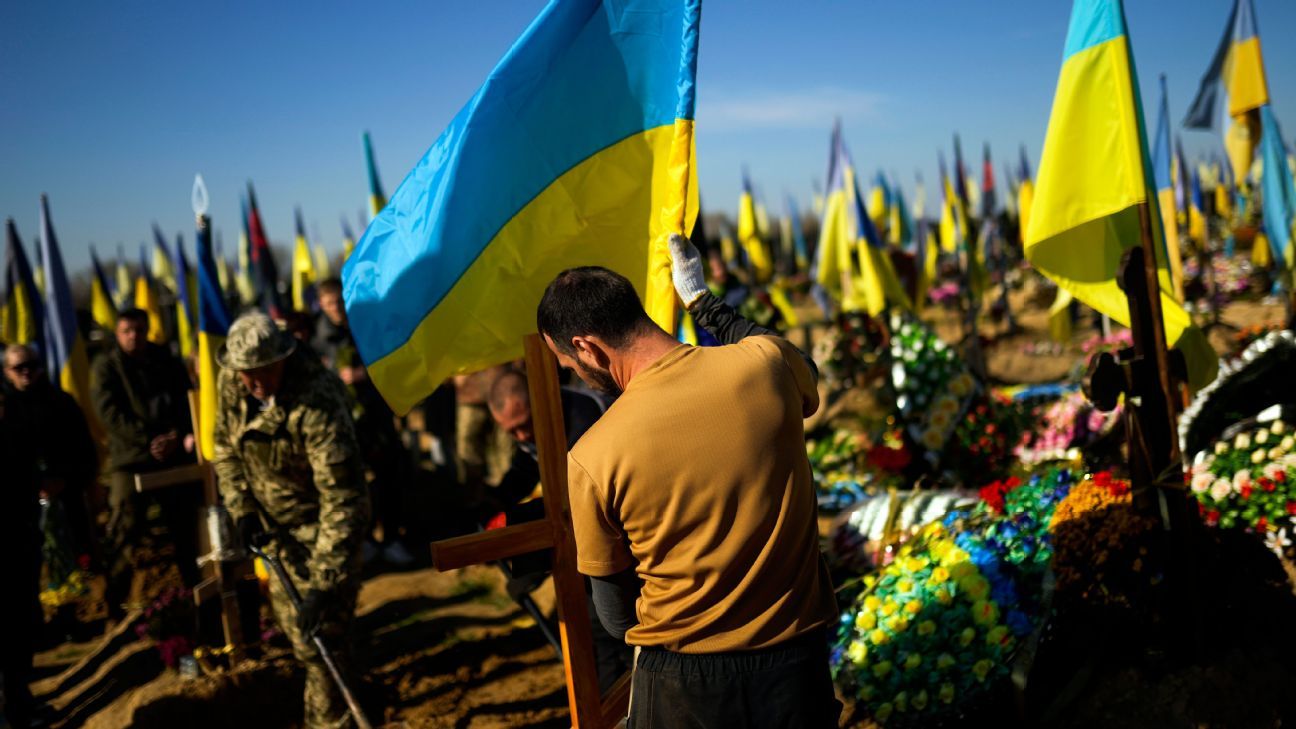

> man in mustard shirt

[{"left": 536, "top": 235, "right": 839, "bottom": 728}]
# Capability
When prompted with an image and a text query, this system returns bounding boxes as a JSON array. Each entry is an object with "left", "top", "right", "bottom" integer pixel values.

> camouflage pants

[{"left": 266, "top": 541, "right": 360, "bottom": 729}]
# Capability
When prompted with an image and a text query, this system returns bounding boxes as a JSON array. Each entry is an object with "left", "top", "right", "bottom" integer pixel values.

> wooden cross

[
  {"left": 133, "top": 390, "right": 248, "bottom": 665},
  {"left": 430, "top": 334, "right": 631, "bottom": 729}
]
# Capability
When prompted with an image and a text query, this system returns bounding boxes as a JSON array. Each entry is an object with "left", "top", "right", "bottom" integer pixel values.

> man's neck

[{"left": 610, "top": 328, "right": 682, "bottom": 391}]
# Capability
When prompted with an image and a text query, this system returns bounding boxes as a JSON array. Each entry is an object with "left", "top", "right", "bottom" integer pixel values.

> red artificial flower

[
  {"left": 980, "top": 480, "right": 1008, "bottom": 514},
  {"left": 985, "top": 423, "right": 997, "bottom": 435},
  {"left": 1278, "top": 471, "right": 1288, "bottom": 484},
  {"left": 1256, "top": 516, "right": 1269, "bottom": 532},
  {"left": 1263, "top": 479, "right": 1277, "bottom": 493},
  {"left": 1206, "top": 510, "right": 1221, "bottom": 527},
  {"left": 1287, "top": 501, "right": 1296, "bottom": 516},
  {"left": 1241, "top": 484, "right": 1253, "bottom": 500}
]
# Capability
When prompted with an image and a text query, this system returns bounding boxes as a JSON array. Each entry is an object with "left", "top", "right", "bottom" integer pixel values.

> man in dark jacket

[
  {"left": 91, "top": 308, "right": 199, "bottom": 616},
  {"left": 0, "top": 354, "right": 53, "bottom": 728},
  {"left": 3, "top": 344, "right": 98, "bottom": 557}
]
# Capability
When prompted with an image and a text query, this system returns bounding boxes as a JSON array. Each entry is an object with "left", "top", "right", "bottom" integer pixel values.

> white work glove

[{"left": 668, "top": 233, "right": 708, "bottom": 309}]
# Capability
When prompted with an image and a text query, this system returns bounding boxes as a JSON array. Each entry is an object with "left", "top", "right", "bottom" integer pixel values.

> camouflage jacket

[{"left": 212, "top": 350, "right": 370, "bottom": 591}]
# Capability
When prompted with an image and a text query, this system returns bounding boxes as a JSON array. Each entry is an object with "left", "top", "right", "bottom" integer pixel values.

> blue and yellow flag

[
  {"left": 214, "top": 234, "right": 232, "bottom": 296},
  {"left": 1017, "top": 146, "right": 1035, "bottom": 247},
  {"left": 738, "top": 171, "right": 773, "bottom": 282},
  {"left": 291, "top": 207, "right": 317, "bottom": 312},
  {"left": 195, "top": 215, "right": 232, "bottom": 461},
  {"left": 1189, "top": 168, "right": 1207, "bottom": 244},
  {"left": 235, "top": 197, "right": 256, "bottom": 307},
  {"left": 786, "top": 196, "right": 808, "bottom": 271},
  {"left": 815, "top": 122, "right": 853, "bottom": 303},
  {"left": 2, "top": 219, "right": 44, "bottom": 348},
  {"left": 938, "top": 152, "right": 967, "bottom": 254},
  {"left": 1184, "top": 0, "right": 1270, "bottom": 182},
  {"left": 1150, "top": 74, "right": 1185, "bottom": 301},
  {"left": 89, "top": 246, "right": 118, "bottom": 332},
  {"left": 152, "top": 224, "right": 177, "bottom": 295},
  {"left": 847, "top": 155, "right": 912, "bottom": 316},
  {"left": 343, "top": 0, "right": 701, "bottom": 415},
  {"left": 135, "top": 245, "right": 166, "bottom": 345},
  {"left": 1025, "top": 0, "right": 1216, "bottom": 389},
  {"left": 363, "top": 131, "right": 387, "bottom": 218},
  {"left": 39, "top": 195, "right": 99, "bottom": 433},
  {"left": 174, "top": 234, "right": 197, "bottom": 358},
  {"left": 1258, "top": 106, "right": 1296, "bottom": 272}
]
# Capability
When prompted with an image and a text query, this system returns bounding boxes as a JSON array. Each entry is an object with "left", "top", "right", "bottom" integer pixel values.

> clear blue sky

[{"left": 3, "top": 0, "right": 1294, "bottom": 274}]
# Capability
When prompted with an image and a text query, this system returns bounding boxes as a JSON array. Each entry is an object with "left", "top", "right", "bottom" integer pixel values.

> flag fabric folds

[
  {"left": 1017, "top": 146, "right": 1035, "bottom": 247},
  {"left": 195, "top": 217, "right": 232, "bottom": 461},
  {"left": 291, "top": 207, "right": 318, "bottom": 311},
  {"left": 2, "top": 219, "right": 44, "bottom": 348},
  {"left": 1258, "top": 106, "right": 1295, "bottom": 273},
  {"left": 152, "top": 224, "right": 177, "bottom": 295},
  {"left": 174, "top": 235, "right": 197, "bottom": 357},
  {"left": 1025, "top": 0, "right": 1216, "bottom": 390},
  {"left": 738, "top": 172, "right": 773, "bottom": 282},
  {"left": 114, "top": 247, "right": 134, "bottom": 311},
  {"left": 342, "top": 0, "right": 702, "bottom": 415},
  {"left": 135, "top": 246, "right": 166, "bottom": 344},
  {"left": 39, "top": 195, "right": 99, "bottom": 431},
  {"left": 1150, "top": 74, "right": 1185, "bottom": 301},
  {"left": 1183, "top": 0, "right": 1270, "bottom": 182},
  {"left": 247, "top": 184, "right": 286, "bottom": 318},
  {"left": 89, "top": 246, "right": 118, "bottom": 332}
]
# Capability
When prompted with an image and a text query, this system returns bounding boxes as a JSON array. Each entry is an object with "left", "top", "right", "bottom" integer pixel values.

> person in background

[
  {"left": 535, "top": 234, "right": 840, "bottom": 729},
  {"left": 453, "top": 365, "right": 512, "bottom": 504},
  {"left": 313, "top": 278, "right": 413, "bottom": 566},
  {"left": 3, "top": 344, "right": 98, "bottom": 560},
  {"left": 0, "top": 354, "right": 52, "bottom": 729},
  {"left": 484, "top": 369, "right": 632, "bottom": 692},
  {"left": 214, "top": 312, "right": 371, "bottom": 729},
  {"left": 91, "top": 308, "right": 199, "bottom": 618}
]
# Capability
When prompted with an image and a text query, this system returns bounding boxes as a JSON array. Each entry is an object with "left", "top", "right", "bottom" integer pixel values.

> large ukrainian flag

[
  {"left": 88, "top": 246, "right": 118, "bottom": 332},
  {"left": 1026, "top": 0, "right": 1216, "bottom": 390},
  {"left": 1258, "top": 106, "right": 1295, "bottom": 274},
  {"left": 737, "top": 171, "right": 773, "bottom": 283},
  {"left": 344, "top": 0, "right": 701, "bottom": 415}
]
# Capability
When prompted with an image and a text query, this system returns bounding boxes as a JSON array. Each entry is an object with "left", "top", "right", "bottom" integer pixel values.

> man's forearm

[
  {"left": 688, "top": 292, "right": 818, "bottom": 381},
  {"left": 589, "top": 568, "right": 640, "bottom": 642}
]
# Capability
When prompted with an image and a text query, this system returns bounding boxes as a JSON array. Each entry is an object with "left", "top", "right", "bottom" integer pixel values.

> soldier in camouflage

[{"left": 212, "top": 312, "right": 371, "bottom": 729}]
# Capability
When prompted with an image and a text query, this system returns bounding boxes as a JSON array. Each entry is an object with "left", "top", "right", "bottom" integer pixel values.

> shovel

[{"left": 248, "top": 543, "right": 373, "bottom": 729}]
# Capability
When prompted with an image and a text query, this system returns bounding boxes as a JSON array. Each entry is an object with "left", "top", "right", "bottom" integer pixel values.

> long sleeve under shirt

[{"left": 588, "top": 291, "right": 819, "bottom": 642}]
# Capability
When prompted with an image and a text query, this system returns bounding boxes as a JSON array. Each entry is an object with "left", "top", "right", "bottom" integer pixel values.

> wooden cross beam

[
  {"left": 430, "top": 334, "right": 631, "bottom": 728},
  {"left": 133, "top": 392, "right": 249, "bottom": 665}
]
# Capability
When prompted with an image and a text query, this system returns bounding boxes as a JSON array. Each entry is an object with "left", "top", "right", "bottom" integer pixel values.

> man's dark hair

[
  {"left": 488, "top": 368, "right": 529, "bottom": 413},
  {"left": 537, "top": 266, "right": 650, "bottom": 355},
  {"left": 318, "top": 277, "right": 343, "bottom": 297},
  {"left": 118, "top": 308, "right": 149, "bottom": 326}
]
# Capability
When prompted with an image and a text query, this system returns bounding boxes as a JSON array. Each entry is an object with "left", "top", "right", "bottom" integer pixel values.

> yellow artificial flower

[
  {"left": 894, "top": 691, "right": 909, "bottom": 712},
  {"left": 936, "top": 653, "right": 956, "bottom": 670},
  {"left": 876, "top": 703, "right": 894, "bottom": 722},
  {"left": 870, "top": 629, "right": 890, "bottom": 646},
  {"left": 858, "top": 612, "right": 877, "bottom": 631},
  {"left": 896, "top": 578, "right": 914, "bottom": 594},
  {"left": 847, "top": 641, "right": 868, "bottom": 664},
  {"left": 880, "top": 600, "right": 899, "bottom": 618},
  {"left": 857, "top": 683, "right": 876, "bottom": 701},
  {"left": 872, "top": 660, "right": 892, "bottom": 678},
  {"left": 917, "top": 620, "right": 936, "bottom": 636},
  {"left": 904, "top": 599, "right": 922, "bottom": 615},
  {"left": 973, "top": 659, "right": 994, "bottom": 682},
  {"left": 986, "top": 625, "right": 1009, "bottom": 646},
  {"left": 958, "top": 575, "right": 990, "bottom": 601},
  {"left": 904, "top": 653, "right": 922, "bottom": 670},
  {"left": 939, "top": 682, "right": 956, "bottom": 704},
  {"left": 922, "top": 428, "right": 945, "bottom": 450},
  {"left": 929, "top": 566, "right": 950, "bottom": 584},
  {"left": 929, "top": 411, "right": 951, "bottom": 431},
  {"left": 863, "top": 595, "right": 881, "bottom": 611},
  {"left": 958, "top": 627, "right": 976, "bottom": 646}
]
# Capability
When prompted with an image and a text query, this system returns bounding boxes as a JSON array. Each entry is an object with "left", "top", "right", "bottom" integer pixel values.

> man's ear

[{"left": 572, "top": 335, "right": 611, "bottom": 368}]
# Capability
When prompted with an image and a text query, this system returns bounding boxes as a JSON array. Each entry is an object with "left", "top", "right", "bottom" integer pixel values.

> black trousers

[{"left": 628, "top": 629, "right": 842, "bottom": 729}]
